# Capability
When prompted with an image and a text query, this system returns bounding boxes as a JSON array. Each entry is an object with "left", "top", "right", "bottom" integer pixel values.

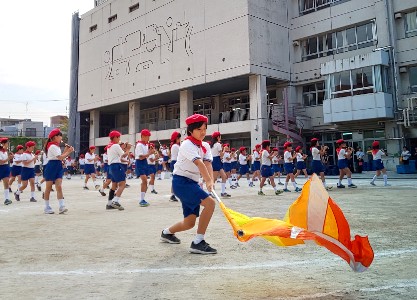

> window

[
  {"left": 405, "top": 11, "right": 417, "bottom": 38},
  {"left": 129, "top": 3, "right": 139, "bottom": 13},
  {"left": 140, "top": 109, "right": 158, "bottom": 124},
  {"left": 351, "top": 67, "right": 373, "bottom": 95},
  {"left": 299, "top": 0, "right": 345, "bottom": 15},
  {"left": 108, "top": 14, "right": 117, "bottom": 23},
  {"left": 302, "top": 21, "right": 376, "bottom": 61},
  {"left": 89, "top": 24, "right": 97, "bottom": 32},
  {"left": 302, "top": 82, "right": 325, "bottom": 106},
  {"left": 410, "top": 66, "right": 417, "bottom": 93},
  {"left": 194, "top": 99, "right": 213, "bottom": 123},
  {"left": 25, "top": 128, "right": 36, "bottom": 137}
]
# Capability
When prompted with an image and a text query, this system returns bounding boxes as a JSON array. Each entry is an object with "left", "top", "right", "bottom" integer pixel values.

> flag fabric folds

[{"left": 218, "top": 174, "right": 374, "bottom": 272}]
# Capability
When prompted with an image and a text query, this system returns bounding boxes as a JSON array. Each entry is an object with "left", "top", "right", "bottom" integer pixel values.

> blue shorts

[
  {"left": 172, "top": 175, "right": 210, "bottom": 218},
  {"left": 212, "top": 156, "right": 223, "bottom": 172},
  {"left": 312, "top": 160, "right": 324, "bottom": 174},
  {"left": 84, "top": 164, "right": 95, "bottom": 175},
  {"left": 148, "top": 164, "right": 156, "bottom": 175},
  {"left": 239, "top": 164, "right": 249, "bottom": 175},
  {"left": 109, "top": 163, "right": 126, "bottom": 183},
  {"left": 284, "top": 163, "right": 294, "bottom": 174},
  {"left": 96, "top": 166, "right": 101, "bottom": 172},
  {"left": 80, "top": 164, "right": 85, "bottom": 170},
  {"left": 296, "top": 161, "right": 306, "bottom": 170},
  {"left": 135, "top": 159, "right": 148, "bottom": 176},
  {"left": 34, "top": 165, "right": 41, "bottom": 174},
  {"left": 252, "top": 161, "right": 261, "bottom": 172},
  {"left": 170, "top": 160, "right": 177, "bottom": 171},
  {"left": 231, "top": 161, "right": 238, "bottom": 170},
  {"left": 223, "top": 162, "right": 232, "bottom": 172},
  {"left": 103, "top": 163, "right": 109, "bottom": 173},
  {"left": 163, "top": 156, "right": 169, "bottom": 162},
  {"left": 0, "top": 164, "right": 10, "bottom": 180},
  {"left": 157, "top": 164, "right": 163, "bottom": 171},
  {"left": 272, "top": 164, "right": 282, "bottom": 173},
  {"left": 261, "top": 165, "right": 274, "bottom": 178},
  {"left": 21, "top": 167, "right": 35, "bottom": 181},
  {"left": 11, "top": 165, "right": 22, "bottom": 177},
  {"left": 67, "top": 166, "right": 74, "bottom": 172},
  {"left": 43, "top": 160, "right": 64, "bottom": 181},
  {"left": 338, "top": 158, "right": 348, "bottom": 170},
  {"left": 373, "top": 159, "right": 384, "bottom": 171}
]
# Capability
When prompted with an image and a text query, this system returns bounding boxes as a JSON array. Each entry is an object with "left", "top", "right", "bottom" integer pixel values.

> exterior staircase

[{"left": 270, "top": 104, "right": 304, "bottom": 145}]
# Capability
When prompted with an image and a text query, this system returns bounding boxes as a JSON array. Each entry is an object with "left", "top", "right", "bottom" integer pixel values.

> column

[
  {"left": 212, "top": 95, "right": 220, "bottom": 124},
  {"left": 249, "top": 75, "right": 268, "bottom": 150},
  {"left": 180, "top": 89, "right": 193, "bottom": 128},
  {"left": 128, "top": 101, "right": 140, "bottom": 145},
  {"left": 89, "top": 110, "right": 100, "bottom": 150}
]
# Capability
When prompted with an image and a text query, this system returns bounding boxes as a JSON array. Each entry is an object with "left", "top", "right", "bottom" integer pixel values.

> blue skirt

[
  {"left": 0, "top": 164, "right": 10, "bottom": 180},
  {"left": 212, "top": 156, "right": 223, "bottom": 171},
  {"left": 43, "top": 160, "right": 64, "bottom": 181},
  {"left": 21, "top": 167, "right": 35, "bottom": 181}
]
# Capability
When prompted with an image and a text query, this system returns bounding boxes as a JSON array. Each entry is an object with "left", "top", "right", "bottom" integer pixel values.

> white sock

[
  {"left": 284, "top": 182, "right": 288, "bottom": 189},
  {"left": 163, "top": 228, "right": 172, "bottom": 235},
  {"left": 113, "top": 196, "right": 120, "bottom": 203},
  {"left": 371, "top": 175, "right": 377, "bottom": 183},
  {"left": 31, "top": 191, "right": 35, "bottom": 198},
  {"left": 228, "top": 178, "right": 232, "bottom": 186},
  {"left": 18, "top": 183, "right": 21, "bottom": 189},
  {"left": 292, "top": 182, "right": 297, "bottom": 189},
  {"left": 338, "top": 179, "right": 342, "bottom": 185},
  {"left": 250, "top": 178, "right": 253, "bottom": 183},
  {"left": 93, "top": 180, "right": 97, "bottom": 186},
  {"left": 383, "top": 174, "right": 388, "bottom": 184},
  {"left": 221, "top": 183, "right": 226, "bottom": 193},
  {"left": 4, "top": 189, "right": 9, "bottom": 200},
  {"left": 141, "top": 192, "right": 145, "bottom": 201},
  {"left": 323, "top": 181, "right": 327, "bottom": 187},
  {"left": 150, "top": 185, "right": 154, "bottom": 191},
  {"left": 58, "top": 199, "right": 65, "bottom": 208},
  {"left": 107, "top": 199, "right": 112, "bottom": 205},
  {"left": 273, "top": 186, "right": 277, "bottom": 192},
  {"left": 348, "top": 178, "right": 352, "bottom": 185},
  {"left": 16, "top": 190, "right": 21, "bottom": 195},
  {"left": 45, "top": 200, "right": 50, "bottom": 208},
  {"left": 193, "top": 234, "right": 204, "bottom": 244},
  {"left": 35, "top": 176, "right": 38, "bottom": 184}
]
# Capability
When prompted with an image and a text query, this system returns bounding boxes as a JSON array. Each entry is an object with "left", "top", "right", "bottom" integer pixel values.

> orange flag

[{"left": 218, "top": 174, "right": 374, "bottom": 272}]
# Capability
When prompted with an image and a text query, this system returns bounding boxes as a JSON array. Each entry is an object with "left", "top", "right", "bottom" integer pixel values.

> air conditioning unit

[
  {"left": 394, "top": 12, "right": 402, "bottom": 19},
  {"left": 293, "top": 40, "right": 300, "bottom": 47},
  {"left": 399, "top": 67, "right": 407, "bottom": 73}
]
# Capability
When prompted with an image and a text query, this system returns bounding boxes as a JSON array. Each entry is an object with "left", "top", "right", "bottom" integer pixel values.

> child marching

[
  {"left": 336, "top": 139, "right": 357, "bottom": 188},
  {"left": 9, "top": 145, "right": 24, "bottom": 193},
  {"left": 169, "top": 131, "right": 181, "bottom": 201},
  {"left": 258, "top": 140, "right": 283, "bottom": 196},
  {"left": 135, "top": 129, "right": 152, "bottom": 207},
  {"left": 14, "top": 141, "right": 38, "bottom": 202},
  {"left": 147, "top": 142, "right": 159, "bottom": 194},
  {"left": 271, "top": 148, "right": 284, "bottom": 185},
  {"left": 43, "top": 128, "right": 74, "bottom": 214},
  {"left": 210, "top": 131, "right": 231, "bottom": 197},
  {"left": 370, "top": 141, "right": 390, "bottom": 186},
  {"left": 283, "top": 142, "right": 302, "bottom": 192},
  {"left": 79, "top": 154, "right": 85, "bottom": 178},
  {"left": 236, "top": 147, "right": 252, "bottom": 187},
  {"left": 310, "top": 138, "right": 332, "bottom": 190},
  {"left": 294, "top": 146, "right": 308, "bottom": 179},
  {"left": 161, "top": 114, "right": 217, "bottom": 254},
  {"left": 251, "top": 144, "right": 262, "bottom": 184},
  {"left": 230, "top": 147, "right": 238, "bottom": 186},
  {"left": 0, "top": 138, "right": 13, "bottom": 205},
  {"left": 83, "top": 146, "right": 100, "bottom": 190},
  {"left": 222, "top": 144, "right": 235, "bottom": 189}
]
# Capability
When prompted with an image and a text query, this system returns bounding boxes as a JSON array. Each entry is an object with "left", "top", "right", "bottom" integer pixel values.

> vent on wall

[
  {"left": 293, "top": 40, "right": 300, "bottom": 47},
  {"left": 399, "top": 67, "right": 407, "bottom": 73},
  {"left": 394, "top": 12, "right": 402, "bottom": 19}
]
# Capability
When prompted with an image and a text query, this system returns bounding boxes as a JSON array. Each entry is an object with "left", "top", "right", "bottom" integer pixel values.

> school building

[{"left": 69, "top": 0, "right": 417, "bottom": 167}]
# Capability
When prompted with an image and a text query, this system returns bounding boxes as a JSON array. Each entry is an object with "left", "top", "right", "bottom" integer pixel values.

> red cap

[
  {"left": 16, "top": 145, "right": 24, "bottom": 150},
  {"left": 149, "top": 143, "right": 155, "bottom": 147},
  {"left": 336, "top": 139, "right": 345, "bottom": 144},
  {"left": 25, "top": 141, "right": 36, "bottom": 148},
  {"left": 295, "top": 146, "right": 302, "bottom": 152},
  {"left": 272, "top": 147, "right": 278, "bottom": 151},
  {"left": 80, "top": 154, "right": 85, "bottom": 158},
  {"left": 89, "top": 146, "right": 96, "bottom": 150},
  {"left": 0, "top": 137, "right": 9, "bottom": 143},
  {"left": 35, "top": 150, "right": 41, "bottom": 155},
  {"left": 231, "top": 148, "right": 236, "bottom": 151},
  {"left": 311, "top": 138, "right": 319, "bottom": 142},
  {"left": 212, "top": 131, "right": 221, "bottom": 138},
  {"left": 109, "top": 130, "right": 121, "bottom": 138},
  {"left": 48, "top": 128, "right": 61, "bottom": 139},
  {"left": 170, "top": 131, "right": 180, "bottom": 141},
  {"left": 185, "top": 114, "right": 208, "bottom": 125},
  {"left": 372, "top": 141, "right": 380, "bottom": 147},
  {"left": 239, "top": 146, "right": 246, "bottom": 152},
  {"left": 255, "top": 144, "right": 261, "bottom": 148},
  {"left": 283, "top": 142, "right": 292, "bottom": 149},
  {"left": 140, "top": 129, "right": 151, "bottom": 136},
  {"left": 223, "top": 143, "right": 229, "bottom": 148}
]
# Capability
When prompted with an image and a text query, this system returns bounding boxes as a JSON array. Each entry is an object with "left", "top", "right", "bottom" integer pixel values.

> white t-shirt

[
  {"left": 12, "top": 153, "right": 23, "bottom": 166},
  {"left": 103, "top": 153, "right": 108, "bottom": 164},
  {"left": 223, "top": 152, "right": 231, "bottom": 163},
  {"left": 230, "top": 152, "right": 237, "bottom": 163},
  {"left": 401, "top": 150, "right": 411, "bottom": 161},
  {"left": 337, "top": 148, "right": 346, "bottom": 160},
  {"left": 147, "top": 153, "right": 156, "bottom": 165},
  {"left": 35, "top": 155, "right": 42, "bottom": 166},
  {"left": 272, "top": 155, "right": 279, "bottom": 165},
  {"left": 161, "top": 148, "right": 169, "bottom": 157},
  {"left": 0, "top": 150, "right": 9, "bottom": 165},
  {"left": 42, "top": 153, "right": 49, "bottom": 165},
  {"left": 107, "top": 144, "right": 124, "bottom": 164},
  {"left": 211, "top": 142, "right": 222, "bottom": 157},
  {"left": 158, "top": 157, "right": 163, "bottom": 165},
  {"left": 65, "top": 158, "right": 73, "bottom": 167},
  {"left": 284, "top": 151, "right": 293, "bottom": 163},
  {"left": 173, "top": 140, "right": 213, "bottom": 182},
  {"left": 79, "top": 158, "right": 85, "bottom": 165},
  {"left": 312, "top": 147, "right": 321, "bottom": 161},
  {"left": 239, "top": 154, "right": 247, "bottom": 165},
  {"left": 252, "top": 151, "right": 260, "bottom": 163},
  {"left": 135, "top": 143, "right": 148, "bottom": 160},
  {"left": 171, "top": 144, "right": 180, "bottom": 161},
  {"left": 21, "top": 152, "right": 35, "bottom": 168},
  {"left": 96, "top": 160, "right": 102, "bottom": 167},
  {"left": 372, "top": 150, "right": 385, "bottom": 160},
  {"left": 296, "top": 153, "right": 304, "bottom": 162},
  {"left": 47, "top": 145, "right": 62, "bottom": 161},
  {"left": 85, "top": 153, "right": 96, "bottom": 165},
  {"left": 261, "top": 150, "right": 271, "bottom": 166}
]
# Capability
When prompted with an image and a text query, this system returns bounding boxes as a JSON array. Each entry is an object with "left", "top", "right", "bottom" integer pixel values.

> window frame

[
  {"left": 302, "top": 82, "right": 325, "bottom": 106},
  {"left": 405, "top": 10, "right": 417, "bottom": 38}
]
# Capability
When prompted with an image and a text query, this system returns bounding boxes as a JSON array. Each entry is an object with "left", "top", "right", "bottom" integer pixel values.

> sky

[{"left": 0, "top": 0, "right": 94, "bottom": 126}]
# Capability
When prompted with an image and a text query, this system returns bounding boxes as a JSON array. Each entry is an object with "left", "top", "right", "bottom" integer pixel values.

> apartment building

[{"left": 70, "top": 0, "right": 417, "bottom": 163}]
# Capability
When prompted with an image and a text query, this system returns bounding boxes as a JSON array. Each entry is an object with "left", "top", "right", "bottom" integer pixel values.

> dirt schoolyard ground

[{"left": 1, "top": 173, "right": 417, "bottom": 299}]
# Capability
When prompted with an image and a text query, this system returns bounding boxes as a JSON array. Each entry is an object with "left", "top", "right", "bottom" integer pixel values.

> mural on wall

[{"left": 104, "top": 14, "right": 193, "bottom": 81}]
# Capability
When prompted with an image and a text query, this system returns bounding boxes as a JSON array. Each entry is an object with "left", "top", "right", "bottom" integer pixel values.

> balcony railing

[{"left": 139, "top": 119, "right": 180, "bottom": 131}]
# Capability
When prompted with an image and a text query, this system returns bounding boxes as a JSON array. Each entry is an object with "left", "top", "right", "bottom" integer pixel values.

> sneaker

[
  {"left": 258, "top": 191, "right": 265, "bottom": 196},
  {"left": 83, "top": 186, "right": 89, "bottom": 190},
  {"left": 249, "top": 182, "right": 254, "bottom": 187},
  {"left": 189, "top": 240, "right": 217, "bottom": 254},
  {"left": 325, "top": 186, "right": 333, "bottom": 191},
  {"left": 337, "top": 184, "right": 345, "bottom": 188},
  {"left": 230, "top": 185, "right": 236, "bottom": 189},
  {"left": 221, "top": 193, "right": 231, "bottom": 197},
  {"left": 112, "top": 202, "right": 124, "bottom": 210},
  {"left": 348, "top": 184, "right": 357, "bottom": 188},
  {"left": 4, "top": 199, "right": 12, "bottom": 205},
  {"left": 14, "top": 192, "right": 20, "bottom": 201},
  {"left": 125, "top": 184, "right": 130, "bottom": 188},
  {"left": 275, "top": 190, "right": 283, "bottom": 195},
  {"left": 161, "top": 231, "right": 181, "bottom": 244},
  {"left": 157, "top": 178, "right": 162, "bottom": 180},
  {"left": 151, "top": 189, "right": 158, "bottom": 194},
  {"left": 170, "top": 195, "right": 179, "bottom": 202},
  {"left": 59, "top": 206, "right": 68, "bottom": 214},
  {"left": 278, "top": 182, "right": 284, "bottom": 185},
  {"left": 295, "top": 187, "right": 302, "bottom": 192},
  {"left": 44, "top": 207, "right": 55, "bottom": 214},
  {"left": 106, "top": 204, "right": 118, "bottom": 210},
  {"left": 283, "top": 188, "right": 291, "bottom": 192},
  {"left": 36, "top": 184, "right": 41, "bottom": 192},
  {"left": 384, "top": 183, "right": 391, "bottom": 187},
  {"left": 139, "top": 200, "right": 150, "bottom": 207},
  {"left": 30, "top": 197, "right": 37, "bottom": 202},
  {"left": 99, "top": 189, "right": 106, "bottom": 196},
  {"left": 370, "top": 182, "right": 376, "bottom": 186},
  {"left": 95, "top": 185, "right": 100, "bottom": 190}
]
